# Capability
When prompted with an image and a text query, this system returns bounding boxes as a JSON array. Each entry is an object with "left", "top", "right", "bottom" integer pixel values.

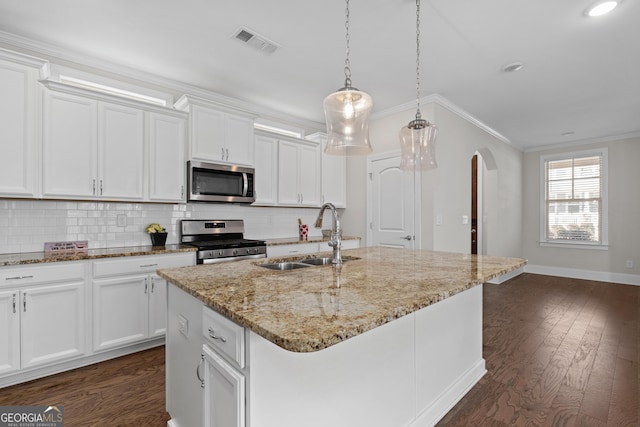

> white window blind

[{"left": 544, "top": 154, "right": 603, "bottom": 243}]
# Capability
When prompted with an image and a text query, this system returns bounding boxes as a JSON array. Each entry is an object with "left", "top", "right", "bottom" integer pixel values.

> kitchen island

[{"left": 159, "top": 247, "right": 526, "bottom": 427}]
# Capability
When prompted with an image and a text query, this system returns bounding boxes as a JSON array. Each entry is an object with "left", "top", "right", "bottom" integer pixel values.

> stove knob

[
  {"left": 218, "top": 250, "right": 223, "bottom": 256},
  {"left": 233, "top": 249, "right": 238, "bottom": 256}
]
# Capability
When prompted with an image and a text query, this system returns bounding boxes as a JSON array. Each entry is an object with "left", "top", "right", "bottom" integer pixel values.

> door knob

[{"left": 402, "top": 235, "right": 413, "bottom": 241}]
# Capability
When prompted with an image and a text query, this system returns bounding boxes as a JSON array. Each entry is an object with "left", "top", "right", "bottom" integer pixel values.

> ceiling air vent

[{"left": 232, "top": 27, "right": 280, "bottom": 54}]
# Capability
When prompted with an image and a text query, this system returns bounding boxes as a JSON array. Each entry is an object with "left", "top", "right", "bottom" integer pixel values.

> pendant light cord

[
  {"left": 344, "top": 0, "right": 352, "bottom": 88},
  {"left": 415, "top": 0, "right": 422, "bottom": 120}
]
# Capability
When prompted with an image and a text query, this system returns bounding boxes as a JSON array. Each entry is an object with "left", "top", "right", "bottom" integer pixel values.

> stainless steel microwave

[{"left": 187, "top": 161, "right": 255, "bottom": 203}]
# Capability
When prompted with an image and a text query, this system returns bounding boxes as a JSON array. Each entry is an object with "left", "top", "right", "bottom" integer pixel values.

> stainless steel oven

[
  {"left": 180, "top": 219, "right": 266, "bottom": 264},
  {"left": 187, "top": 161, "right": 255, "bottom": 203}
]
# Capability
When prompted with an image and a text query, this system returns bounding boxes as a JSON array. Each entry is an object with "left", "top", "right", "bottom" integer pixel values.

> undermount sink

[
  {"left": 299, "top": 257, "right": 335, "bottom": 266},
  {"left": 259, "top": 262, "right": 311, "bottom": 270},
  {"left": 258, "top": 256, "right": 360, "bottom": 271}
]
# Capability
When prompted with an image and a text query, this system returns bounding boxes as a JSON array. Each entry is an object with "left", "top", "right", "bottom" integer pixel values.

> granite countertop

[
  {"left": 265, "top": 236, "right": 360, "bottom": 246},
  {"left": 0, "top": 244, "right": 197, "bottom": 266},
  {"left": 158, "top": 246, "right": 527, "bottom": 353}
]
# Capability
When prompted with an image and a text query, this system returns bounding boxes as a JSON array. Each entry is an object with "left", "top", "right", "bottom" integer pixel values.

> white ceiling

[{"left": 0, "top": 0, "right": 638, "bottom": 150}]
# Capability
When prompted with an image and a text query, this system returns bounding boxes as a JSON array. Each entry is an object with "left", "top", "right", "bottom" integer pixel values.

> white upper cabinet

[
  {"left": 148, "top": 112, "right": 186, "bottom": 202},
  {"left": 43, "top": 91, "right": 98, "bottom": 198},
  {"left": 0, "top": 50, "right": 47, "bottom": 198},
  {"left": 253, "top": 133, "right": 278, "bottom": 205},
  {"left": 41, "top": 80, "right": 187, "bottom": 202},
  {"left": 175, "top": 95, "right": 255, "bottom": 166},
  {"left": 277, "top": 139, "right": 321, "bottom": 207},
  {"left": 306, "top": 133, "right": 347, "bottom": 208},
  {"left": 43, "top": 91, "right": 144, "bottom": 200},
  {"left": 98, "top": 102, "right": 145, "bottom": 199}
]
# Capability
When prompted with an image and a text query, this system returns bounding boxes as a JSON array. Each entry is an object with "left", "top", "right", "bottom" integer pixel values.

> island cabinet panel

[
  {"left": 414, "top": 285, "right": 485, "bottom": 425},
  {"left": 248, "top": 314, "right": 416, "bottom": 427}
]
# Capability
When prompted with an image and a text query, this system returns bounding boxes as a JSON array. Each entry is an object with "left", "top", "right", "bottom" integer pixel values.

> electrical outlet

[
  {"left": 117, "top": 214, "right": 127, "bottom": 227},
  {"left": 626, "top": 260, "right": 633, "bottom": 269},
  {"left": 436, "top": 214, "right": 442, "bottom": 226},
  {"left": 178, "top": 315, "right": 189, "bottom": 337}
]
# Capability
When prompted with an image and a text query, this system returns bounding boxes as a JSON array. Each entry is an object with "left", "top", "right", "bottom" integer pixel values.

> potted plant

[{"left": 146, "top": 223, "right": 168, "bottom": 247}]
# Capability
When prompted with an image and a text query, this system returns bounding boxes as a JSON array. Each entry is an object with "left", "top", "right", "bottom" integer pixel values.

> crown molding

[
  {"left": 0, "top": 30, "right": 324, "bottom": 132},
  {"left": 523, "top": 130, "right": 640, "bottom": 153},
  {"left": 371, "top": 93, "right": 513, "bottom": 146}
]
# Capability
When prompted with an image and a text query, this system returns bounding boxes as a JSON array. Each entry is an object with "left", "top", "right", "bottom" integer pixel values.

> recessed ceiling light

[
  {"left": 502, "top": 62, "right": 524, "bottom": 73},
  {"left": 585, "top": 0, "right": 619, "bottom": 17}
]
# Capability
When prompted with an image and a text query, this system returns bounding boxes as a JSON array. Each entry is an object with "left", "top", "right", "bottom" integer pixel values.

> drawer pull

[
  {"left": 196, "top": 353, "right": 205, "bottom": 388},
  {"left": 5, "top": 275, "right": 34, "bottom": 280},
  {"left": 139, "top": 263, "right": 158, "bottom": 268},
  {"left": 208, "top": 327, "right": 227, "bottom": 343}
]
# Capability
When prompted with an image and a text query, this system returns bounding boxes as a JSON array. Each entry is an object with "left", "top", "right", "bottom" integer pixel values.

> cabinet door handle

[
  {"left": 208, "top": 327, "right": 227, "bottom": 343},
  {"left": 144, "top": 278, "right": 148, "bottom": 294},
  {"left": 5, "top": 275, "right": 34, "bottom": 280},
  {"left": 225, "top": 148, "right": 229, "bottom": 161},
  {"left": 92, "top": 179, "right": 96, "bottom": 195},
  {"left": 139, "top": 263, "right": 158, "bottom": 268},
  {"left": 221, "top": 147, "right": 225, "bottom": 161},
  {"left": 300, "top": 194, "right": 303, "bottom": 204},
  {"left": 100, "top": 180, "right": 103, "bottom": 196},
  {"left": 196, "top": 353, "right": 205, "bottom": 388},
  {"left": 12, "top": 293, "right": 16, "bottom": 314},
  {"left": 23, "top": 292, "right": 27, "bottom": 312},
  {"left": 180, "top": 185, "right": 184, "bottom": 199},
  {"left": 151, "top": 277, "right": 155, "bottom": 293}
]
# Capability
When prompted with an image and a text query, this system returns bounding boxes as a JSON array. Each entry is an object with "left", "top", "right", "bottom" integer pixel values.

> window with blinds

[{"left": 543, "top": 152, "right": 606, "bottom": 244}]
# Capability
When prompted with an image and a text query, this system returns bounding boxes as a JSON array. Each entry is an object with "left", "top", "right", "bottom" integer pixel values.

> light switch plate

[
  {"left": 462, "top": 215, "right": 469, "bottom": 225},
  {"left": 178, "top": 314, "right": 189, "bottom": 337}
]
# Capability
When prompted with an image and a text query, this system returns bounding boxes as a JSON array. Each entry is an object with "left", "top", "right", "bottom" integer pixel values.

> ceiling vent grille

[{"left": 232, "top": 27, "right": 280, "bottom": 54}]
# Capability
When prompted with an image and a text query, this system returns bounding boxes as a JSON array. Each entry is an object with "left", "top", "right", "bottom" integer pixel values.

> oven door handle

[{"left": 242, "top": 172, "right": 249, "bottom": 197}]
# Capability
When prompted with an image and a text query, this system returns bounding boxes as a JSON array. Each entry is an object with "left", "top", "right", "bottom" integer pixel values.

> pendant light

[
  {"left": 399, "top": 0, "right": 438, "bottom": 171},
  {"left": 323, "top": 0, "right": 373, "bottom": 156}
]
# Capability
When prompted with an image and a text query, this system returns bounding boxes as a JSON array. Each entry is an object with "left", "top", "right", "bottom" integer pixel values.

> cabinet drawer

[
  {"left": 93, "top": 253, "right": 194, "bottom": 277},
  {"left": 202, "top": 306, "right": 245, "bottom": 368},
  {"left": 1, "top": 262, "right": 86, "bottom": 288}
]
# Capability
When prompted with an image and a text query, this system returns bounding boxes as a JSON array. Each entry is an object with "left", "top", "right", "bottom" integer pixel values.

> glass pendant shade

[
  {"left": 399, "top": 120, "right": 438, "bottom": 171},
  {"left": 323, "top": 87, "right": 373, "bottom": 155}
]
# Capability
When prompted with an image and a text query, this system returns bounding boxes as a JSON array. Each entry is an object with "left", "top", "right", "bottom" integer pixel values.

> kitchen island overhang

[{"left": 160, "top": 247, "right": 526, "bottom": 427}]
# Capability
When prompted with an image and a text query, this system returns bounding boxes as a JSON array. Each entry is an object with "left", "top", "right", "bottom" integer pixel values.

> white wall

[
  {"left": 0, "top": 200, "right": 329, "bottom": 254},
  {"left": 522, "top": 137, "right": 640, "bottom": 281},
  {"left": 343, "top": 100, "right": 523, "bottom": 257}
]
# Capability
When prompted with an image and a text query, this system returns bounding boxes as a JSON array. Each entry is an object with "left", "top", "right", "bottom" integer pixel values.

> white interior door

[{"left": 368, "top": 154, "right": 417, "bottom": 249}]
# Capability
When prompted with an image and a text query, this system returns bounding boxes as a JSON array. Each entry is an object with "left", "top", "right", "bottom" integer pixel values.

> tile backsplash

[{"left": 0, "top": 199, "right": 332, "bottom": 254}]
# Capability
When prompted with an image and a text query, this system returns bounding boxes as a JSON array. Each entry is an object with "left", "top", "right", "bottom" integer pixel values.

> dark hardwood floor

[
  {"left": 0, "top": 346, "right": 170, "bottom": 426},
  {"left": 439, "top": 273, "right": 639, "bottom": 426},
  {"left": 0, "top": 273, "right": 637, "bottom": 426}
]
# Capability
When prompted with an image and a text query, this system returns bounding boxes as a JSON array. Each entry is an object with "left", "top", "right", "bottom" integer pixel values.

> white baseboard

[
  {"left": 524, "top": 264, "right": 640, "bottom": 286},
  {"left": 487, "top": 266, "right": 524, "bottom": 284},
  {"left": 412, "top": 359, "right": 487, "bottom": 427}
]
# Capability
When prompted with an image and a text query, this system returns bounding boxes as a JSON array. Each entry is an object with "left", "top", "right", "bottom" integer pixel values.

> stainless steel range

[{"left": 180, "top": 219, "right": 266, "bottom": 264}]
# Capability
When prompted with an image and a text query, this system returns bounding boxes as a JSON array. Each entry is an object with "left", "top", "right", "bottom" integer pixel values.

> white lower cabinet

[
  {"left": 202, "top": 344, "right": 246, "bottom": 427},
  {"left": 92, "top": 253, "right": 193, "bottom": 352},
  {"left": 0, "top": 262, "right": 87, "bottom": 376}
]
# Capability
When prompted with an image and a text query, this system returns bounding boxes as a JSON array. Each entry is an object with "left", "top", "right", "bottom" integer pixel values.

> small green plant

[{"left": 146, "top": 223, "right": 166, "bottom": 234}]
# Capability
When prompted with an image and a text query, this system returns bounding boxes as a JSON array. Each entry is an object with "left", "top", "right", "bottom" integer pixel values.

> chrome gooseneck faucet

[{"left": 314, "top": 202, "right": 343, "bottom": 265}]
